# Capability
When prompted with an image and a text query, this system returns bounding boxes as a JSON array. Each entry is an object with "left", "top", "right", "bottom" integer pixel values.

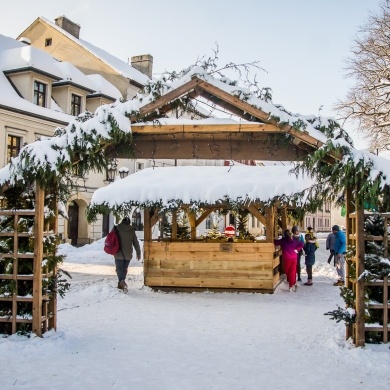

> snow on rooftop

[
  {"left": 90, "top": 165, "right": 314, "bottom": 209},
  {"left": 0, "top": 43, "right": 63, "bottom": 79},
  {"left": 40, "top": 17, "right": 150, "bottom": 86},
  {"left": 54, "top": 61, "right": 96, "bottom": 91},
  {"left": 86, "top": 74, "right": 122, "bottom": 100},
  {"left": 0, "top": 34, "right": 71, "bottom": 122}
]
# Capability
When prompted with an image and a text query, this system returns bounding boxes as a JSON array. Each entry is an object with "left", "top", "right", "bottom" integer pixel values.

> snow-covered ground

[{"left": 1, "top": 234, "right": 389, "bottom": 389}]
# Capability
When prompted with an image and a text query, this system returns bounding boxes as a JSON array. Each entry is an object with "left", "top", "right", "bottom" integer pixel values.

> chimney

[
  {"left": 55, "top": 16, "right": 80, "bottom": 39},
  {"left": 130, "top": 54, "right": 153, "bottom": 78}
]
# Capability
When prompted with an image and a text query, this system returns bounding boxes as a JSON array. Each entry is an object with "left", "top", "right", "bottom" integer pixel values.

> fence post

[{"left": 32, "top": 183, "right": 44, "bottom": 336}]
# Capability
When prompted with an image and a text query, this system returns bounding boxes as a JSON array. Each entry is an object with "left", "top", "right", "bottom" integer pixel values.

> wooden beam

[
  {"left": 121, "top": 135, "right": 309, "bottom": 160},
  {"left": 197, "top": 89, "right": 256, "bottom": 121},
  {"left": 135, "top": 78, "right": 204, "bottom": 120},
  {"left": 186, "top": 210, "right": 197, "bottom": 240},
  {"left": 150, "top": 208, "right": 160, "bottom": 228},
  {"left": 196, "top": 209, "right": 214, "bottom": 226},
  {"left": 144, "top": 208, "right": 152, "bottom": 242},
  {"left": 131, "top": 122, "right": 282, "bottom": 134},
  {"left": 265, "top": 206, "right": 275, "bottom": 243},
  {"left": 137, "top": 89, "right": 202, "bottom": 121},
  {"left": 33, "top": 183, "right": 44, "bottom": 337},
  {"left": 355, "top": 184, "right": 365, "bottom": 347},
  {"left": 246, "top": 204, "right": 266, "bottom": 226},
  {"left": 280, "top": 206, "right": 288, "bottom": 231},
  {"left": 383, "top": 276, "right": 389, "bottom": 343},
  {"left": 345, "top": 186, "right": 354, "bottom": 341},
  {"left": 196, "top": 78, "right": 327, "bottom": 150}
]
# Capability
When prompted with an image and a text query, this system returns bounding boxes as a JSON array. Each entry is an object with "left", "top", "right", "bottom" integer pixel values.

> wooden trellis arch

[{"left": 0, "top": 74, "right": 387, "bottom": 346}]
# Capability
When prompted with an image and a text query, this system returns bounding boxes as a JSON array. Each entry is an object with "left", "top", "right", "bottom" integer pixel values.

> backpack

[{"left": 104, "top": 227, "right": 120, "bottom": 255}]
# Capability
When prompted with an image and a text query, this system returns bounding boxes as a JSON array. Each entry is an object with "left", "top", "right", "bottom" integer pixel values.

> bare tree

[{"left": 336, "top": 0, "right": 390, "bottom": 152}]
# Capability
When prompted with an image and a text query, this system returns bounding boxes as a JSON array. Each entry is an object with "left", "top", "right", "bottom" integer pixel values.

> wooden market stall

[
  {"left": 88, "top": 164, "right": 312, "bottom": 293},
  {"left": 143, "top": 206, "right": 281, "bottom": 292}
]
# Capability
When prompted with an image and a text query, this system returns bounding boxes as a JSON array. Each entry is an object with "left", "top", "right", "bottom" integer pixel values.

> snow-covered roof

[
  {"left": 0, "top": 34, "right": 124, "bottom": 122},
  {"left": 0, "top": 44, "right": 63, "bottom": 79},
  {"left": 86, "top": 74, "right": 122, "bottom": 100},
  {"left": 54, "top": 61, "right": 96, "bottom": 92},
  {"left": 0, "top": 36, "right": 71, "bottom": 122},
  {"left": 39, "top": 17, "right": 150, "bottom": 86},
  {"left": 89, "top": 165, "right": 314, "bottom": 210},
  {"left": 152, "top": 66, "right": 330, "bottom": 145}
]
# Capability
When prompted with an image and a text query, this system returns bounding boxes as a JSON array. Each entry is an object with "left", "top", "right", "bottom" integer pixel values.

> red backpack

[{"left": 104, "top": 227, "right": 120, "bottom": 255}]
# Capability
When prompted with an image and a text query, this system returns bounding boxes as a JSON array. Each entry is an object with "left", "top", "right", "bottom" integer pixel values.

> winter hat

[
  {"left": 332, "top": 225, "right": 340, "bottom": 231},
  {"left": 292, "top": 226, "right": 299, "bottom": 233}
]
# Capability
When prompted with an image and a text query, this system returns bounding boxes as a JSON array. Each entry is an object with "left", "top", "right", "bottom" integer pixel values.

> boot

[{"left": 304, "top": 279, "right": 313, "bottom": 286}]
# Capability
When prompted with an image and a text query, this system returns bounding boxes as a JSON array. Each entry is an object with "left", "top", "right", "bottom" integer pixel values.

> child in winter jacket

[
  {"left": 303, "top": 233, "right": 317, "bottom": 286},
  {"left": 274, "top": 229, "right": 304, "bottom": 292}
]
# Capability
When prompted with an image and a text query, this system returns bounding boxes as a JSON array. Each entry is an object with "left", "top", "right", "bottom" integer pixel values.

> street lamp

[
  {"left": 106, "top": 159, "right": 118, "bottom": 182},
  {"left": 118, "top": 167, "right": 130, "bottom": 179}
]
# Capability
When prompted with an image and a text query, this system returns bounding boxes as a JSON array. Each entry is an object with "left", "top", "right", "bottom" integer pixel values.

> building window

[
  {"left": 45, "top": 38, "right": 52, "bottom": 47},
  {"left": 7, "top": 135, "right": 21, "bottom": 162},
  {"left": 137, "top": 162, "right": 144, "bottom": 171},
  {"left": 71, "top": 94, "right": 82, "bottom": 116},
  {"left": 33, "top": 81, "right": 47, "bottom": 107},
  {"left": 318, "top": 218, "right": 323, "bottom": 228}
]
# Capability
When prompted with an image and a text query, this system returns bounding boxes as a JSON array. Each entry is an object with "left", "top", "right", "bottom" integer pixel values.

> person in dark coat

[
  {"left": 332, "top": 225, "right": 347, "bottom": 286},
  {"left": 303, "top": 233, "right": 317, "bottom": 286},
  {"left": 326, "top": 231, "right": 336, "bottom": 265},
  {"left": 274, "top": 229, "right": 304, "bottom": 292},
  {"left": 292, "top": 226, "right": 305, "bottom": 282},
  {"left": 114, "top": 217, "right": 141, "bottom": 291}
]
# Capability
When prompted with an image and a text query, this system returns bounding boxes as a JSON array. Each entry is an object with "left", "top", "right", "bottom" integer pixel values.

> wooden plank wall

[{"left": 144, "top": 241, "right": 280, "bottom": 291}]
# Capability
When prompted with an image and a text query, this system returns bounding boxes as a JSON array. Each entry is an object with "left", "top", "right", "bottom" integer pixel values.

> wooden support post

[
  {"left": 187, "top": 210, "right": 197, "bottom": 240},
  {"left": 280, "top": 206, "right": 288, "bottom": 231},
  {"left": 383, "top": 276, "right": 388, "bottom": 343},
  {"left": 265, "top": 206, "right": 275, "bottom": 243},
  {"left": 33, "top": 183, "right": 45, "bottom": 337},
  {"left": 48, "top": 191, "right": 58, "bottom": 331},
  {"left": 144, "top": 208, "right": 152, "bottom": 242},
  {"left": 355, "top": 192, "right": 365, "bottom": 347},
  {"left": 11, "top": 214, "right": 18, "bottom": 334},
  {"left": 345, "top": 187, "right": 354, "bottom": 250},
  {"left": 345, "top": 186, "right": 354, "bottom": 340}
]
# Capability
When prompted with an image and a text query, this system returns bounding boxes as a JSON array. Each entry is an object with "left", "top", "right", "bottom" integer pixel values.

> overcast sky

[{"left": 0, "top": 0, "right": 383, "bottom": 149}]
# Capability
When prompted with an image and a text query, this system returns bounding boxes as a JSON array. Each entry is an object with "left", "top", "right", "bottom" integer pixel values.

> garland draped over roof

[
  {"left": 0, "top": 63, "right": 389, "bottom": 209},
  {"left": 86, "top": 165, "right": 315, "bottom": 222}
]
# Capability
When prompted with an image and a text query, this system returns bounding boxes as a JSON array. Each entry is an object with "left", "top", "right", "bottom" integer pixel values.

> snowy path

[{"left": 1, "top": 236, "right": 389, "bottom": 389}]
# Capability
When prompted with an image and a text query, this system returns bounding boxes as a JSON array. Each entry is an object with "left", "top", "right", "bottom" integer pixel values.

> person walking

[
  {"left": 332, "top": 225, "right": 347, "bottom": 286},
  {"left": 303, "top": 233, "right": 317, "bottom": 286},
  {"left": 326, "top": 231, "right": 336, "bottom": 265},
  {"left": 292, "top": 226, "right": 305, "bottom": 282},
  {"left": 274, "top": 229, "right": 304, "bottom": 292},
  {"left": 114, "top": 217, "right": 141, "bottom": 292}
]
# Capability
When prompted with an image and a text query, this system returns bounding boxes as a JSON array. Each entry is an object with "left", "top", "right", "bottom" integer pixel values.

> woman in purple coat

[{"left": 274, "top": 229, "right": 304, "bottom": 292}]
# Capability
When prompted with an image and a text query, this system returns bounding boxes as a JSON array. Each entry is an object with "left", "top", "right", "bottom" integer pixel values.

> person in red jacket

[{"left": 274, "top": 229, "right": 305, "bottom": 292}]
